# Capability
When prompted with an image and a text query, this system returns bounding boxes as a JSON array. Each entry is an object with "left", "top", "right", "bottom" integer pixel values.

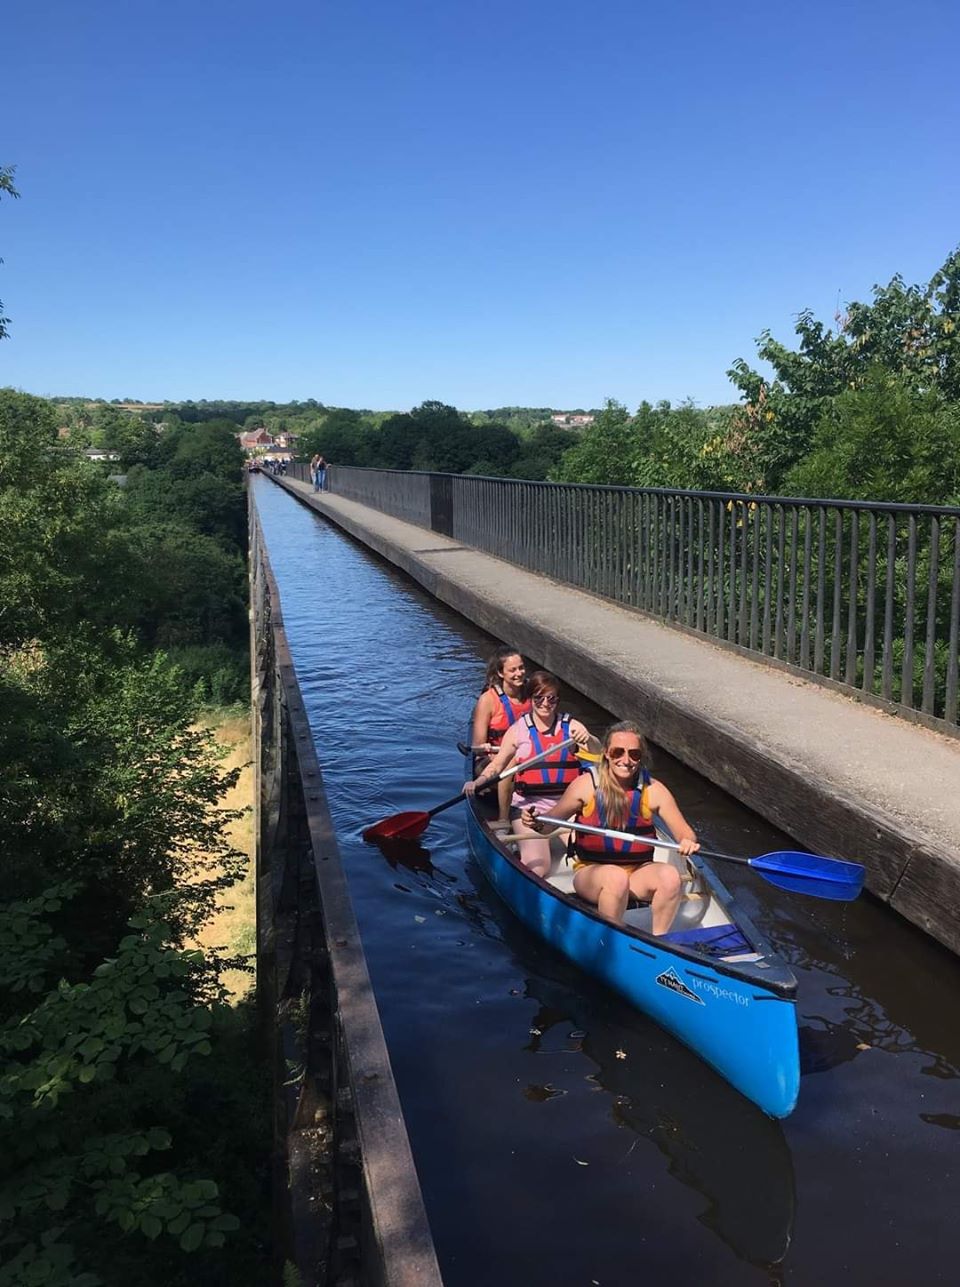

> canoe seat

[{"left": 545, "top": 858, "right": 578, "bottom": 897}]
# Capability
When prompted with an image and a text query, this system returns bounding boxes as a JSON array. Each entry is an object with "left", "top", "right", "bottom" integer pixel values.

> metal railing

[
  {"left": 292, "top": 461, "right": 433, "bottom": 529},
  {"left": 317, "top": 467, "right": 960, "bottom": 735}
]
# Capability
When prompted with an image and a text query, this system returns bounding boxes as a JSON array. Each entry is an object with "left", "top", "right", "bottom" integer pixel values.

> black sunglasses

[{"left": 608, "top": 746, "right": 642, "bottom": 762}]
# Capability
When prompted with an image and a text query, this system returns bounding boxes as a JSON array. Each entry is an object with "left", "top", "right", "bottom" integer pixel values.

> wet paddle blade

[
  {"left": 750, "top": 850, "right": 865, "bottom": 901},
  {"left": 362, "top": 811, "right": 431, "bottom": 843}
]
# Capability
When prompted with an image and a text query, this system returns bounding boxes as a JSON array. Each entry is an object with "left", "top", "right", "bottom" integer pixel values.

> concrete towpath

[{"left": 272, "top": 474, "right": 960, "bottom": 955}]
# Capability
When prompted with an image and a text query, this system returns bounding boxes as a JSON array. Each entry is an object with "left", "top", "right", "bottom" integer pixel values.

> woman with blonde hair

[{"left": 521, "top": 720, "right": 699, "bottom": 934}]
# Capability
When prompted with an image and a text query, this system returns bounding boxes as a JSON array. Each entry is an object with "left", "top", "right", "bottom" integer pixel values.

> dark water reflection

[{"left": 254, "top": 478, "right": 960, "bottom": 1286}]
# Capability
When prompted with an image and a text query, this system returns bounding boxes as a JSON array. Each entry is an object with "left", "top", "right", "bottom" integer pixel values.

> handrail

[
  {"left": 292, "top": 461, "right": 960, "bottom": 517},
  {"left": 308, "top": 464, "right": 960, "bottom": 736}
]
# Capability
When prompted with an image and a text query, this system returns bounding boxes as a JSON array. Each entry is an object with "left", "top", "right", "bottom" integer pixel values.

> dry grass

[{"left": 194, "top": 710, "right": 256, "bottom": 1001}]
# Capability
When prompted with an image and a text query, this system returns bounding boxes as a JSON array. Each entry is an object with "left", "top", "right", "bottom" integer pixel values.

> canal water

[{"left": 253, "top": 477, "right": 959, "bottom": 1287}]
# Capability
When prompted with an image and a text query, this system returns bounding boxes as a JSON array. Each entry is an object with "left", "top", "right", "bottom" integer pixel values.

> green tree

[
  {"left": 785, "top": 368, "right": 960, "bottom": 504},
  {"left": 1, "top": 635, "right": 244, "bottom": 942},
  {"left": 0, "top": 390, "right": 139, "bottom": 647},
  {"left": 298, "top": 407, "right": 371, "bottom": 465},
  {"left": 727, "top": 246, "right": 960, "bottom": 489},
  {"left": 550, "top": 399, "right": 636, "bottom": 484},
  {"left": 124, "top": 466, "right": 246, "bottom": 552},
  {"left": 0, "top": 385, "right": 265, "bottom": 1285},
  {"left": 123, "top": 521, "right": 247, "bottom": 651},
  {"left": 504, "top": 422, "right": 577, "bottom": 480},
  {"left": 90, "top": 404, "right": 158, "bottom": 468},
  {"left": 0, "top": 890, "right": 244, "bottom": 1285}
]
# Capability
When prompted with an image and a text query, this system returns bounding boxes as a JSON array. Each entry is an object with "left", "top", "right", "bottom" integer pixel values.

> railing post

[{"left": 430, "top": 474, "right": 454, "bottom": 537}]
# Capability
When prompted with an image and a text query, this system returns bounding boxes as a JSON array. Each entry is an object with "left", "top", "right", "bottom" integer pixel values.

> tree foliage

[
  {"left": 0, "top": 392, "right": 138, "bottom": 648},
  {"left": 0, "top": 388, "right": 266, "bottom": 1285},
  {"left": 35, "top": 249, "right": 960, "bottom": 505},
  {"left": 727, "top": 246, "right": 960, "bottom": 491},
  {"left": 298, "top": 398, "right": 572, "bottom": 480},
  {"left": 550, "top": 399, "right": 739, "bottom": 491},
  {"left": 548, "top": 247, "right": 960, "bottom": 501},
  {"left": 785, "top": 369, "right": 960, "bottom": 505},
  {"left": 549, "top": 399, "right": 636, "bottom": 485}
]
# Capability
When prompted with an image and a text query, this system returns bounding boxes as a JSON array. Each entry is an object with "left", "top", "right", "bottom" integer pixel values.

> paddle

[
  {"left": 363, "top": 738, "right": 578, "bottom": 843},
  {"left": 457, "top": 739, "right": 600, "bottom": 762},
  {"left": 513, "top": 817, "right": 865, "bottom": 902}
]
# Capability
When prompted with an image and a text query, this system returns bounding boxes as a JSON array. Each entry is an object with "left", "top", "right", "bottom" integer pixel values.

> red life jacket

[
  {"left": 514, "top": 713, "right": 580, "bottom": 796},
  {"left": 573, "top": 780, "right": 657, "bottom": 864},
  {"left": 487, "top": 688, "right": 532, "bottom": 745}
]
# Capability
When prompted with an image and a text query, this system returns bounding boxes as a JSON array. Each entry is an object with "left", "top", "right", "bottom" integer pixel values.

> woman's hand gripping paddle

[
  {"left": 521, "top": 817, "right": 865, "bottom": 902},
  {"left": 363, "top": 738, "right": 577, "bottom": 843}
]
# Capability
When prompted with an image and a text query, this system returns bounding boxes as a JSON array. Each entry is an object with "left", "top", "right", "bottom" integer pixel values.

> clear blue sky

[{"left": 2, "top": 0, "right": 957, "bottom": 411}]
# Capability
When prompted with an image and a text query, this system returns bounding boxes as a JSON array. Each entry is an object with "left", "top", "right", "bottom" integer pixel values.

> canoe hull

[{"left": 466, "top": 808, "right": 800, "bottom": 1118}]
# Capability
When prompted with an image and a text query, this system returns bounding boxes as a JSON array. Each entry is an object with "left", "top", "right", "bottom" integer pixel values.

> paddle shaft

[
  {"left": 459, "top": 739, "right": 599, "bottom": 762},
  {"left": 426, "top": 737, "right": 578, "bottom": 819},
  {"left": 527, "top": 815, "right": 695, "bottom": 852},
  {"left": 534, "top": 816, "right": 818, "bottom": 873},
  {"left": 498, "top": 831, "right": 696, "bottom": 884},
  {"left": 529, "top": 817, "right": 863, "bottom": 895}
]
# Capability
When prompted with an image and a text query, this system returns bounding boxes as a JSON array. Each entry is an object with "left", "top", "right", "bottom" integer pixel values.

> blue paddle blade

[{"left": 750, "top": 850, "right": 865, "bottom": 901}]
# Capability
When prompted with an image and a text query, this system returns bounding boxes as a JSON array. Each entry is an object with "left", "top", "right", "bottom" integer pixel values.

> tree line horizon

[{"left": 52, "top": 244, "right": 960, "bottom": 507}]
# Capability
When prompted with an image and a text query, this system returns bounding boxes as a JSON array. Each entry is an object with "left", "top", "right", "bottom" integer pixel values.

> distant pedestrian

[
  {"left": 316, "top": 454, "right": 327, "bottom": 492},
  {"left": 310, "top": 453, "right": 321, "bottom": 491}
]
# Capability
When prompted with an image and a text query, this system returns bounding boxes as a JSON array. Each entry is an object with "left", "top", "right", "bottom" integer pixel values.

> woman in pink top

[{"left": 465, "top": 671, "right": 595, "bottom": 876}]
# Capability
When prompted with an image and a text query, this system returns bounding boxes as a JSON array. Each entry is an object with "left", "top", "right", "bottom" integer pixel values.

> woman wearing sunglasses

[
  {"left": 521, "top": 720, "right": 699, "bottom": 934},
  {"left": 465, "top": 670, "right": 595, "bottom": 875}
]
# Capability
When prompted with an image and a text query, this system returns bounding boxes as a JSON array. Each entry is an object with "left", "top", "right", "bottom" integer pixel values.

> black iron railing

[{"left": 303, "top": 466, "right": 960, "bottom": 735}]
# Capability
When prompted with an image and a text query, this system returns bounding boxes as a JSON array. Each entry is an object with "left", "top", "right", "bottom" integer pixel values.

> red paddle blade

[{"left": 362, "top": 811, "right": 431, "bottom": 843}]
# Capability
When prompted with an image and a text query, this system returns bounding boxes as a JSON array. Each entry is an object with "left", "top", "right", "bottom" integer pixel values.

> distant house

[
  {"left": 262, "top": 444, "right": 294, "bottom": 464},
  {"left": 551, "top": 413, "right": 595, "bottom": 429},
  {"left": 238, "top": 427, "right": 275, "bottom": 453},
  {"left": 274, "top": 431, "right": 299, "bottom": 450},
  {"left": 82, "top": 447, "right": 121, "bottom": 462}
]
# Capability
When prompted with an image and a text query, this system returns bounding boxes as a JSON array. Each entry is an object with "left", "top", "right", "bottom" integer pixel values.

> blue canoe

[{"left": 466, "top": 794, "right": 800, "bottom": 1117}]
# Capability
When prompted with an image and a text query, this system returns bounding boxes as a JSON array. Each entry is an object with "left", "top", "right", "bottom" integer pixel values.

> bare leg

[
  {"left": 508, "top": 811, "right": 553, "bottom": 877},
  {"left": 572, "top": 864, "right": 631, "bottom": 923},
  {"left": 628, "top": 864, "right": 683, "bottom": 935}
]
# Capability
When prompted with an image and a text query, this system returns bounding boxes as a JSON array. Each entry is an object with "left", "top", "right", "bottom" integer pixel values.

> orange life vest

[
  {"left": 487, "top": 688, "right": 532, "bottom": 745},
  {"left": 514, "top": 713, "right": 580, "bottom": 796},
  {"left": 573, "top": 779, "right": 656, "bottom": 864}
]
